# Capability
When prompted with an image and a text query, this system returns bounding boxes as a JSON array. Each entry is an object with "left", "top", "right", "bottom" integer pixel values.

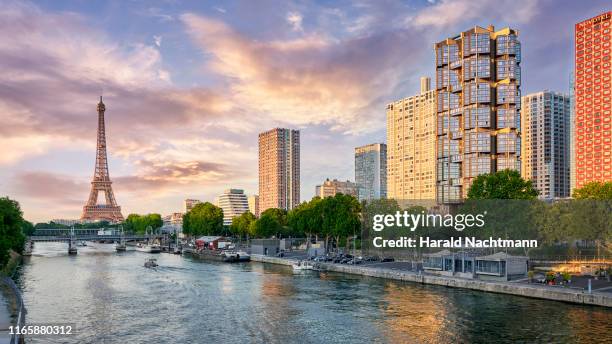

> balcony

[{"left": 450, "top": 60, "right": 462, "bottom": 69}]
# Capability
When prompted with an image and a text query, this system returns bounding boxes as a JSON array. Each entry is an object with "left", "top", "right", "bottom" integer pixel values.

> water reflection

[{"left": 16, "top": 243, "right": 612, "bottom": 344}]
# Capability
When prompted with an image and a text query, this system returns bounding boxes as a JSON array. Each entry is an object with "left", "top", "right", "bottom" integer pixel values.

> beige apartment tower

[
  {"left": 387, "top": 77, "right": 437, "bottom": 200},
  {"left": 258, "top": 128, "right": 300, "bottom": 212}
]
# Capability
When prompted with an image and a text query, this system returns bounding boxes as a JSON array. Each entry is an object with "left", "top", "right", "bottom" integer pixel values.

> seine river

[{"left": 16, "top": 242, "right": 611, "bottom": 344}]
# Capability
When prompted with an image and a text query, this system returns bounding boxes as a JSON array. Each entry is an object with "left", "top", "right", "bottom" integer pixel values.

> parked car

[
  {"left": 347, "top": 258, "right": 362, "bottom": 265},
  {"left": 340, "top": 258, "right": 351, "bottom": 264},
  {"left": 381, "top": 257, "right": 395, "bottom": 262}
]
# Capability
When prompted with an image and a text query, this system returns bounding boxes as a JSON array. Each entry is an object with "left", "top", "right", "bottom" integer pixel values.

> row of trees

[
  {"left": 123, "top": 213, "right": 163, "bottom": 234},
  {"left": 180, "top": 194, "right": 362, "bottom": 252},
  {"left": 0, "top": 197, "right": 30, "bottom": 269}
]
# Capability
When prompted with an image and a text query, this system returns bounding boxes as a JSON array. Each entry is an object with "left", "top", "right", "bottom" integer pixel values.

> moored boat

[{"left": 135, "top": 243, "right": 162, "bottom": 253}]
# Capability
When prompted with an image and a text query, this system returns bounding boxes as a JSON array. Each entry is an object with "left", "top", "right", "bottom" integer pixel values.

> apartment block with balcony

[
  {"left": 387, "top": 77, "right": 437, "bottom": 200},
  {"left": 521, "top": 91, "right": 571, "bottom": 199},
  {"left": 435, "top": 25, "right": 522, "bottom": 203}
]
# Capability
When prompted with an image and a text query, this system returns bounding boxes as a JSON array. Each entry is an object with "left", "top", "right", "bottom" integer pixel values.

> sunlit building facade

[
  {"left": 315, "top": 179, "right": 358, "bottom": 198},
  {"left": 387, "top": 77, "right": 437, "bottom": 200},
  {"left": 258, "top": 128, "right": 300, "bottom": 212},
  {"left": 248, "top": 195, "right": 259, "bottom": 217},
  {"left": 435, "top": 25, "right": 522, "bottom": 203},
  {"left": 574, "top": 12, "right": 612, "bottom": 189},
  {"left": 216, "top": 189, "right": 249, "bottom": 226},
  {"left": 184, "top": 199, "right": 201, "bottom": 213},
  {"left": 355, "top": 143, "right": 387, "bottom": 201},
  {"left": 521, "top": 91, "right": 571, "bottom": 199}
]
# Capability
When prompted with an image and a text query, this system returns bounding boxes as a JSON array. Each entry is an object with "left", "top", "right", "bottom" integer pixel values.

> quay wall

[{"left": 251, "top": 255, "right": 612, "bottom": 308}]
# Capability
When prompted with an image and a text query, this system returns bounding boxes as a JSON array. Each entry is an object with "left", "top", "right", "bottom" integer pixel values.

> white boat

[
  {"left": 292, "top": 260, "right": 314, "bottom": 271},
  {"left": 144, "top": 258, "right": 158, "bottom": 268},
  {"left": 79, "top": 241, "right": 87, "bottom": 247},
  {"left": 135, "top": 243, "right": 161, "bottom": 253},
  {"left": 222, "top": 250, "right": 251, "bottom": 262}
]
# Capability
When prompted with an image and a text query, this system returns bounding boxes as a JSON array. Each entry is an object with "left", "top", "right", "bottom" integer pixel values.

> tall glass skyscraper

[
  {"left": 521, "top": 91, "right": 571, "bottom": 199},
  {"left": 355, "top": 143, "right": 387, "bottom": 201},
  {"left": 435, "top": 25, "right": 521, "bottom": 203}
]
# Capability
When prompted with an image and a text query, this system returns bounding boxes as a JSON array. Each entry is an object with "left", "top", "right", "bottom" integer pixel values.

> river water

[{"left": 16, "top": 242, "right": 611, "bottom": 344}]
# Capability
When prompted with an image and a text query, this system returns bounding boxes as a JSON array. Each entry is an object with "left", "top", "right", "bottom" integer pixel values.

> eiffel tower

[{"left": 81, "top": 96, "right": 124, "bottom": 223}]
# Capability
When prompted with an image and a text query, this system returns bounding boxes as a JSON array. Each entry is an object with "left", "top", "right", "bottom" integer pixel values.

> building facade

[
  {"left": 162, "top": 212, "right": 184, "bottom": 227},
  {"left": 184, "top": 199, "right": 201, "bottom": 213},
  {"left": 521, "top": 91, "right": 571, "bottom": 199},
  {"left": 435, "top": 25, "right": 522, "bottom": 203},
  {"left": 248, "top": 195, "right": 259, "bottom": 217},
  {"left": 258, "top": 128, "right": 300, "bottom": 212},
  {"left": 315, "top": 179, "right": 358, "bottom": 198},
  {"left": 215, "top": 189, "right": 249, "bottom": 226},
  {"left": 387, "top": 77, "right": 437, "bottom": 200},
  {"left": 355, "top": 143, "right": 387, "bottom": 201},
  {"left": 574, "top": 12, "right": 612, "bottom": 190}
]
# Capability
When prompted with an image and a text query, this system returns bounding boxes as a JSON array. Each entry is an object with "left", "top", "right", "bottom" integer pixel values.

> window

[
  {"left": 496, "top": 34, "right": 519, "bottom": 56},
  {"left": 497, "top": 133, "right": 518, "bottom": 153},
  {"left": 497, "top": 84, "right": 519, "bottom": 104},
  {"left": 497, "top": 107, "right": 518, "bottom": 129},
  {"left": 464, "top": 107, "right": 491, "bottom": 129},
  {"left": 465, "top": 132, "right": 491, "bottom": 153},
  {"left": 497, "top": 58, "right": 520, "bottom": 81}
]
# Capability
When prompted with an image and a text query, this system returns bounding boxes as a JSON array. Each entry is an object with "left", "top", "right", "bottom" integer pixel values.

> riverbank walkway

[{"left": 252, "top": 254, "right": 612, "bottom": 307}]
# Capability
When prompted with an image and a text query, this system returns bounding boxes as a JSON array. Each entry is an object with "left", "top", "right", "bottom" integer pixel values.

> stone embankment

[{"left": 251, "top": 255, "right": 612, "bottom": 308}]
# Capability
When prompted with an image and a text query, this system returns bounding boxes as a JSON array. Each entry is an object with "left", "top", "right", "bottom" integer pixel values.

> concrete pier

[{"left": 251, "top": 255, "right": 612, "bottom": 308}]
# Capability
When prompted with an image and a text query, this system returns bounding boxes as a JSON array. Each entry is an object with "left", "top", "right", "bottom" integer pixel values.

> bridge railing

[{"left": 0, "top": 276, "right": 26, "bottom": 344}]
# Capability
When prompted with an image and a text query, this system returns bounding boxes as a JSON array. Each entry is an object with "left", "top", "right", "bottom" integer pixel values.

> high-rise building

[
  {"left": 574, "top": 12, "right": 612, "bottom": 190},
  {"left": 315, "top": 179, "right": 358, "bottom": 198},
  {"left": 355, "top": 143, "right": 387, "bottom": 201},
  {"left": 215, "top": 189, "right": 249, "bottom": 226},
  {"left": 435, "top": 25, "right": 522, "bottom": 203},
  {"left": 248, "top": 195, "right": 259, "bottom": 217},
  {"left": 521, "top": 91, "right": 571, "bottom": 199},
  {"left": 184, "top": 199, "right": 201, "bottom": 213},
  {"left": 387, "top": 77, "right": 437, "bottom": 200},
  {"left": 258, "top": 128, "right": 300, "bottom": 212},
  {"left": 570, "top": 73, "right": 577, "bottom": 194}
]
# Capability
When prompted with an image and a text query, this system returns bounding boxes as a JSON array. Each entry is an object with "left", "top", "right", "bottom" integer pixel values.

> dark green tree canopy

[
  {"left": 572, "top": 181, "right": 612, "bottom": 200},
  {"left": 0, "top": 197, "right": 27, "bottom": 267},
  {"left": 182, "top": 202, "right": 224, "bottom": 237},
  {"left": 467, "top": 169, "right": 538, "bottom": 200}
]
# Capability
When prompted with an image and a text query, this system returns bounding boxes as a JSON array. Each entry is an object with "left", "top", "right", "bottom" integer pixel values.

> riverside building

[
  {"left": 521, "top": 91, "right": 571, "bottom": 199},
  {"left": 215, "top": 189, "right": 249, "bottom": 226},
  {"left": 435, "top": 25, "right": 522, "bottom": 203},
  {"left": 387, "top": 76, "right": 437, "bottom": 200},
  {"left": 315, "top": 179, "right": 358, "bottom": 198},
  {"left": 574, "top": 12, "right": 612, "bottom": 189},
  {"left": 258, "top": 128, "right": 300, "bottom": 212},
  {"left": 355, "top": 143, "right": 387, "bottom": 201}
]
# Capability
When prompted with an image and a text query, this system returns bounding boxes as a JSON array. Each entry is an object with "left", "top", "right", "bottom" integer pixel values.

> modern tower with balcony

[{"left": 435, "top": 25, "right": 522, "bottom": 203}]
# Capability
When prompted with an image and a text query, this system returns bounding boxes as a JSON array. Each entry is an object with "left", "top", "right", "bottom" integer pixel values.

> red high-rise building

[{"left": 574, "top": 12, "right": 612, "bottom": 190}]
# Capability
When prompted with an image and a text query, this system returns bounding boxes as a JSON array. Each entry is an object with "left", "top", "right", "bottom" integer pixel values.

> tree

[
  {"left": 22, "top": 220, "right": 35, "bottom": 236},
  {"left": 182, "top": 202, "right": 224, "bottom": 237},
  {"left": 249, "top": 213, "right": 280, "bottom": 238},
  {"left": 573, "top": 181, "right": 612, "bottom": 199},
  {"left": 0, "top": 197, "right": 26, "bottom": 268},
  {"left": 467, "top": 169, "right": 538, "bottom": 200},
  {"left": 231, "top": 211, "right": 256, "bottom": 240},
  {"left": 124, "top": 213, "right": 163, "bottom": 234}
]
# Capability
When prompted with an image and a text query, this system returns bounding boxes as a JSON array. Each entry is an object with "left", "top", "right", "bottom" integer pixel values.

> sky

[{"left": 0, "top": 0, "right": 608, "bottom": 223}]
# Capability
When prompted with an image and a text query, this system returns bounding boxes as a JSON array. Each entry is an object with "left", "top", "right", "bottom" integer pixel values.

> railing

[{"left": 0, "top": 276, "right": 26, "bottom": 344}]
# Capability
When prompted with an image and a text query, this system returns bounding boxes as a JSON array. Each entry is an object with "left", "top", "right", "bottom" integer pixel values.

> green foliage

[
  {"left": 249, "top": 212, "right": 281, "bottom": 238},
  {"left": 467, "top": 169, "right": 538, "bottom": 200},
  {"left": 123, "top": 213, "right": 163, "bottom": 234},
  {"left": 230, "top": 211, "right": 256, "bottom": 239},
  {"left": 572, "top": 181, "right": 612, "bottom": 200},
  {"left": 0, "top": 197, "right": 27, "bottom": 268},
  {"left": 182, "top": 202, "right": 224, "bottom": 237},
  {"left": 22, "top": 220, "right": 35, "bottom": 236}
]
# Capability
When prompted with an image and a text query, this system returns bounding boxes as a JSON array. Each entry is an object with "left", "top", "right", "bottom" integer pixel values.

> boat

[
  {"left": 115, "top": 243, "right": 126, "bottom": 252},
  {"left": 68, "top": 247, "right": 78, "bottom": 255},
  {"left": 144, "top": 258, "right": 158, "bottom": 268},
  {"left": 292, "top": 260, "right": 314, "bottom": 271},
  {"left": 222, "top": 250, "right": 251, "bottom": 263},
  {"left": 135, "top": 243, "right": 162, "bottom": 253},
  {"left": 79, "top": 241, "right": 87, "bottom": 247}
]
